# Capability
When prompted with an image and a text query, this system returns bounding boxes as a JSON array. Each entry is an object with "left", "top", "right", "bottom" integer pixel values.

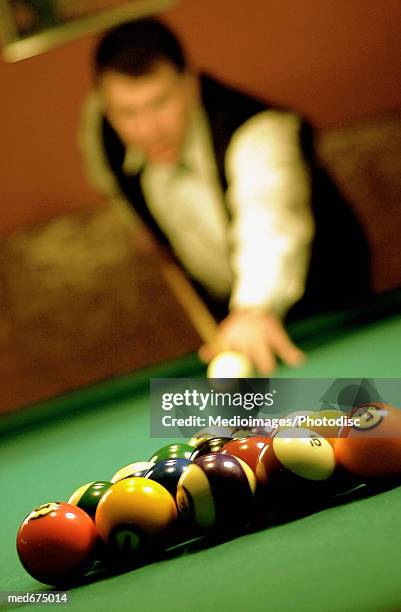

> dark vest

[
  {"left": 100, "top": 73, "right": 372, "bottom": 317},
  {"left": 101, "top": 73, "right": 267, "bottom": 246}
]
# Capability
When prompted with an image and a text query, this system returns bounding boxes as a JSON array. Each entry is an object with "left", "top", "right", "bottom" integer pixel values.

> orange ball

[{"left": 335, "top": 402, "right": 401, "bottom": 478}]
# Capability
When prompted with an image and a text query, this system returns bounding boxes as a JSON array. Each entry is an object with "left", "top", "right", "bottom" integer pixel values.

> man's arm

[{"left": 200, "top": 110, "right": 314, "bottom": 373}]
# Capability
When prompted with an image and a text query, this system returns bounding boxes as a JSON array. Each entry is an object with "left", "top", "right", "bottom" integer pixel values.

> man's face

[{"left": 99, "top": 62, "right": 196, "bottom": 164}]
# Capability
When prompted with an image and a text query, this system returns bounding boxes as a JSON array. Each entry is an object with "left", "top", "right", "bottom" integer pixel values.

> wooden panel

[{"left": 0, "top": 202, "right": 200, "bottom": 413}]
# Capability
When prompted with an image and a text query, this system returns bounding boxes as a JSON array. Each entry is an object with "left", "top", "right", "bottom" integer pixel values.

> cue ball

[
  {"left": 207, "top": 351, "right": 255, "bottom": 378},
  {"left": 16, "top": 502, "right": 98, "bottom": 585}
]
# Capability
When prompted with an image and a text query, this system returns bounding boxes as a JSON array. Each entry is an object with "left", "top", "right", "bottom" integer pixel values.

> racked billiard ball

[
  {"left": 16, "top": 502, "right": 98, "bottom": 585},
  {"left": 144, "top": 458, "right": 192, "bottom": 497},
  {"left": 176, "top": 452, "right": 256, "bottom": 534},
  {"left": 68, "top": 481, "right": 112, "bottom": 518},
  {"left": 95, "top": 477, "right": 177, "bottom": 557},
  {"left": 149, "top": 443, "right": 193, "bottom": 464},
  {"left": 335, "top": 402, "right": 401, "bottom": 478},
  {"left": 187, "top": 425, "right": 235, "bottom": 448},
  {"left": 256, "top": 428, "right": 337, "bottom": 511},
  {"left": 221, "top": 436, "right": 271, "bottom": 472},
  {"left": 111, "top": 461, "right": 155, "bottom": 483},
  {"left": 187, "top": 432, "right": 215, "bottom": 449},
  {"left": 300, "top": 409, "right": 345, "bottom": 446},
  {"left": 190, "top": 437, "right": 232, "bottom": 461}
]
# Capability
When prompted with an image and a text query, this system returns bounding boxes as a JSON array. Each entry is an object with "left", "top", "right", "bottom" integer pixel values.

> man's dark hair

[{"left": 94, "top": 18, "right": 186, "bottom": 79}]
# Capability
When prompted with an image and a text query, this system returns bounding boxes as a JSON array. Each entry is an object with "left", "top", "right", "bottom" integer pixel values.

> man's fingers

[
  {"left": 271, "top": 325, "right": 305, "bottom": 366},
  {"left": 252, "top": 343, "right": 277, "bottom": 375},
  {"left": 198, "top": 343, "right": 219, "bottom": 363}
]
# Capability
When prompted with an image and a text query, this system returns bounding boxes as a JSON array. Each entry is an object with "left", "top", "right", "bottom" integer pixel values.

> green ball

[{"left": 149, "top": 443, "right": 193, "bottom": 464}]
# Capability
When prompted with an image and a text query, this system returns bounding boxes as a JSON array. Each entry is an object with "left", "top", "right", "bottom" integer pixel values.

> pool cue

[
  {"left": 160, "top": 258, "right": 227, "bottom": 351},
  {"left": 125, "top": 222, "right": 225, "bottom": 350}
]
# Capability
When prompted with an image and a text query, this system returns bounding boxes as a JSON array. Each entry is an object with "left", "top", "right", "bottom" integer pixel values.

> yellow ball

[
  {"left": 207, "top": 351, "right": 255, "bottom": 378},
  {"left": 95, "top": 477, "right": 177, "bottom": 554}
]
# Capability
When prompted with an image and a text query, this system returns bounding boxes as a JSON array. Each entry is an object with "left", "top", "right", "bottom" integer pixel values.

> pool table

[{"left": 1, "top": 292, "right": 401, "bottom": 612}]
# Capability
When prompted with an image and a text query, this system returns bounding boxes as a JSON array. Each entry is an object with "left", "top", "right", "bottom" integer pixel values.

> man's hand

[{"left": 198, "top": 309, "right": 305, "bottom": 374}]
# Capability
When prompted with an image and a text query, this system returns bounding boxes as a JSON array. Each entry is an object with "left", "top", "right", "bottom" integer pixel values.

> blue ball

[{"left": 144, "top": 458, "right": 192, "bottom": 496}]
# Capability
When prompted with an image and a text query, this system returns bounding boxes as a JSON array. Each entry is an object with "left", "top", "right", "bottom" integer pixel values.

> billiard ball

[
  {"left": 111, "top": 461, "right": 155, "bottom": 483},
  {"left": 16, "top": 502, "right": 98, "bottom": 585},
  {"left": 221, "top": 436, "right": 271, "bottom": 472},
  {"left": 68, "top": 481, "right": 112, "bottom": 518},
  {"left": 305, "top": 409, "right": 345, "bottom": 446},
  {"left": 144, "top": 458, "right": 192, "bottom": 496},
  {"left": 190, "top": 437, "right": 232, "bottom": 460},
  {"left": 149, "top": 443, "right": 193, "bottom": 464},
  {"left": 276, "top": 410, "right": 315, "bottom": 431},
  {"left": 187, "top": 432, "right": 215, "bottom": 448},
  {"left": 335, "top": 402, "right": 401, "bottom": 478},
  {"left": 176, "top": 452, "right": 256, "bottom": 533},
  {"left": 207, "top": 351, "right": 255, "bottom": 378},
  {"left": 233, "top": 423, "right": 276, "bottom": 439},
  {"left": 255, "top": 428, "right": 337, "bottom": 511},
  {"left": 187, "top": 425, "right": 235, "bottom": 448},
  {"left": 95, "top": 477, "right": 177, "bottom": 556}
]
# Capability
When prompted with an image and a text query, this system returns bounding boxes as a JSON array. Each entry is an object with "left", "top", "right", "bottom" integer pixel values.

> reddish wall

[{"left": 1, "top": 0, "right": 401, "bottom": 233}]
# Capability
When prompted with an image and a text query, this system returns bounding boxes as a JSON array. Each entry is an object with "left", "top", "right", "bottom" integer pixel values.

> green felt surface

[{"left": 2, "top": 298, "right": 401, "bottom": 612}]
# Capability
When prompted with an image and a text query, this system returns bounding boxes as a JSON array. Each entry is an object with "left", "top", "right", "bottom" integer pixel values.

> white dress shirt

[{"left": 79, "top": 92, "right": 314, "bottom": 316}]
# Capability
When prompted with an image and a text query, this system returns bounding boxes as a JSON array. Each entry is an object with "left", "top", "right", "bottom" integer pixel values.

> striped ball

[{"left": 176, "top": 453, "right": 256, "bottom": 533}]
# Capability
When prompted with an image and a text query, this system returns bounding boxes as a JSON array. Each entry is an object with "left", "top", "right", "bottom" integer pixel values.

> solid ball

[
  {"left": 95, "top": 477, "right": 177, "bottom": 556},
  {"left": 16, "top": 502, "right": 98, "bottom": 585},
  {"left": 221, "top": 436, "right": 271, "bottom": 472},
  {"left": 207, "top": 351, "right": 255, "bottom": 378},
  {"left": 335, "top": 402, "right": 401, "bottom": 478},
  {"left": 190, "top": 437, "right": 232, "bottom": 461},
  {"left": 176, "top": 452, "right": 256, "bottom": 534},
  {"left": 149, "top": 443, "right": 193, "bottom": 464},
  {"left": 68, "top": 481, "right": 112, "bottom": 518},
  {"left": 111, "top": 461, "right": 155, "bottom": 483},
  {"left": 144, "top": 458, "right": 192, "bottom": 497}
]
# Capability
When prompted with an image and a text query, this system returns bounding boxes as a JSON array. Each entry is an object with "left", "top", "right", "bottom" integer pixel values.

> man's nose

[{"left": 132, "top": 109, "right": 160, "bottom": 141}]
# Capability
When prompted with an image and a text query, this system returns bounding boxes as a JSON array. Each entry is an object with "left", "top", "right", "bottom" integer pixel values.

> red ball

[
  {"left": 221, "top": 436, "right": 271, "bottom": 472},
  {"left": 17, "top": 502, "right": 98, "bottom": 585}
]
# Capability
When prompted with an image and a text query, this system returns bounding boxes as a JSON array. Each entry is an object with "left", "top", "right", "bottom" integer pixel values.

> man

[{"left": 80, "top": 18, "right": 370, "bottom": 373}]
